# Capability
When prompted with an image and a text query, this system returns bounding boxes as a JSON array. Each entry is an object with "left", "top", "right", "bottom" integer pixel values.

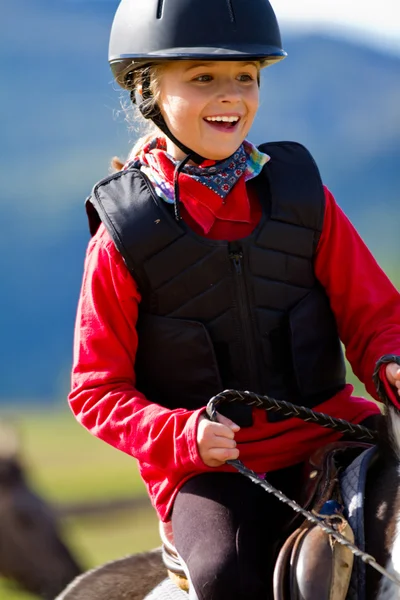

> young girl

[{"left": 69, "top": 0, "right": 400, "bottom": 598}]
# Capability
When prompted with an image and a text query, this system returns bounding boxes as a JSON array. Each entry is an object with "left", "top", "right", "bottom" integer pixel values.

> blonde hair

[{"left": 111, "top": 63, "right": 167, "bottom": 172}]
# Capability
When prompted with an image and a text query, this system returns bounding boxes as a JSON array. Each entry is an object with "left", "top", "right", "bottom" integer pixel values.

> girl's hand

[
  {"left": 386, "top": 362, "right": 400, "bottom": 396},
  {"left": 197, "top": 412, "right": 240, "bottom": 467}
]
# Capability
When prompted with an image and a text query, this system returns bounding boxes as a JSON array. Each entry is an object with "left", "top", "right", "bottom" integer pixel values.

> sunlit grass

[
  {"left": 6, "top": 409, "right": 147, "bottom": 504},
  {"left": 0, "top": 582, "right": 37, "bottom": 600},
  {"left": 63, "top": 506, "right": 161, "bottom": 569}
]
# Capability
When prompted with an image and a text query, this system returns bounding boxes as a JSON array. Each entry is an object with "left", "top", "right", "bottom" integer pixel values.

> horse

[
  {"left": 0, "top": 420, "right": 83, "bottom": 599},
  {"left": 54, "top": 391, "right": 400, "bottom": 600},
  {"left": 363, "top": 403, "right": 400, "bottom": 600}
]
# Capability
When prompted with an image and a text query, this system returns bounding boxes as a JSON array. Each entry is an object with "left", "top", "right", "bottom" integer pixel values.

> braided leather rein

[
  {"left": 207, "top": 389, "right": 378, "bottom": 441},
  {"left": 206, "top": 389, "right": 400, "bottom": 587}
]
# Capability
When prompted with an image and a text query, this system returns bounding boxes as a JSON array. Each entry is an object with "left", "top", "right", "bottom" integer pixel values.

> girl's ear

[{"left": 136, "top": 83, "right": 143, "bottom": 96}]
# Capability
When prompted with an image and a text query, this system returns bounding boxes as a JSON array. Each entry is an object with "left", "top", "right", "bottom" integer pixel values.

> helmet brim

[{"left": 110, "top": 47, "right": 287, "bottom": 89}]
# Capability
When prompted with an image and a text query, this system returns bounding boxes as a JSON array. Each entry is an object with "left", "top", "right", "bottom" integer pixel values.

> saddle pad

[
  {"left": 143, "top": 577, "right": 189, "bottom": 600},
  {"left": 340, "top": 445, "right": 377, "bottom": 600}
]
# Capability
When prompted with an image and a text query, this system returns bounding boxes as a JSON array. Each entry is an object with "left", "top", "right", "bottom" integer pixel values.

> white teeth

[{"left": 205, "top": 116, "right": 240, "bottom": 123}]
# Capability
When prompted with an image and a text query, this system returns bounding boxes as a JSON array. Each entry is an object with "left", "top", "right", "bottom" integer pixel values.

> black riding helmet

[
  {"left": 109, "top": 0, "right": 286, "bottom": 88},
  {"left": 108, "top": 0, "right": 286, "bottom": 215}
]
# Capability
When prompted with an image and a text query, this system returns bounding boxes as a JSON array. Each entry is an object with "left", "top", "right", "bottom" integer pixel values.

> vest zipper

[{"left": 229, "top": 248, "right": 259, "bottom": 391}]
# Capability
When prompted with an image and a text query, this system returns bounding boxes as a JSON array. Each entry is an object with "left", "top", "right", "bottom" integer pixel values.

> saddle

[
  {"left": 160, "top": 441, "right": 373, "bottom": 600},
  {"left": 273, "top": 441, "right": 372, "bottom": 600}
]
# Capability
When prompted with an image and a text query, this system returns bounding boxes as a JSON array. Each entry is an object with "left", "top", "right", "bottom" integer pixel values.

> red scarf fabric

[
  {"left": 125, "top": 139, "right": 269, "bottom": 236},
  {"left": 148, "top": 150, "right": 252, "bottom": 234}
]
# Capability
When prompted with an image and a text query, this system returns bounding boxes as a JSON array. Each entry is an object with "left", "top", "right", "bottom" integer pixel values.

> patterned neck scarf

[{"left": 124, "top": 138, "right": 270, "bottom": 234}]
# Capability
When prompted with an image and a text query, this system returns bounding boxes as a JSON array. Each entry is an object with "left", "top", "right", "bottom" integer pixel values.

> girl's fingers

[
  {"left": 386, "top": 363, "right": 400, "bottom": 385},
  {"left": 203, "top": 420, "right": 237, "bottom": 439},
  {"left": 208, "top": 446, "right": 240, "bottom": 462},
  {"left": 215, "top": 412, "right": 240, "bottom": 432},
  {"left": 197, "top": 414, "right": 240, "bottom": 466},
  {"left": 210, "top": 437, "right": 237, "bottom": 449}
]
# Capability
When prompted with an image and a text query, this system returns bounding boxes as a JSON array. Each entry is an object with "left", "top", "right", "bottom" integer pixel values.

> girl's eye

[
  {"left": 194, "top": 75, "right": 213, "bottom": 83},
  {"left": 191, "top": 73, "right": 256, "bottom": 83},
  {"left": 237, "top": 74, "right": 255, "bottom": 82}
]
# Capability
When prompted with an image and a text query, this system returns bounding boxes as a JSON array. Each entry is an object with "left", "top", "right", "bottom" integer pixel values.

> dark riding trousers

[
  {"left": 170, "top": 415, "right": 380, "bottom": 600},
  {"left": 171, "top": 466, "right": 302, "bottom": 600}
]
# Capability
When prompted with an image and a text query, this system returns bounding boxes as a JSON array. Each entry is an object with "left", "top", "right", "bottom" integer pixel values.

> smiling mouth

[{"left": 204, "top": 116, "right": 241, "bottom": 131}]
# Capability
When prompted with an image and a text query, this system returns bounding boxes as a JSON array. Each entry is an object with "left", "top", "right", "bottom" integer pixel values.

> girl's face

[{"left": 157, "top": 60, "right": 260, "bottom": 161}]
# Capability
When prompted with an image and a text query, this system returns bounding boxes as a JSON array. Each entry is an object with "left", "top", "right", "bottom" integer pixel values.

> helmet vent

[
  {"left": 156, "top": 0, "right": 164, "bottom": 19},
  {"left": 226, "top": 0, "right": 236, "bottom": 23}
]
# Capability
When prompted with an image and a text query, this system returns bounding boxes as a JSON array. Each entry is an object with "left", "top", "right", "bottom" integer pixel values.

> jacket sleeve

[
  {"left": 69, "top": 225, "right": 207, "bottom": 476},
  {"left": 314, "top": 187, "right": 400, "bottom": 400}
]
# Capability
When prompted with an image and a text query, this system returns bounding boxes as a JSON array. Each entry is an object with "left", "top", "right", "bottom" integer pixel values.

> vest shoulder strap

[
  {"left": 86, "top": 167, "right": 185, "bottom": 295},
  {"left": 258, "top": 141, "right": 325, "bottom": 233}
]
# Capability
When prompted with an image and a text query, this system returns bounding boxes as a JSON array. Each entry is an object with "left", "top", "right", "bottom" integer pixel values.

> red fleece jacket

[{"left": 69, "top": 184, "right": 400, "bottom": 521}]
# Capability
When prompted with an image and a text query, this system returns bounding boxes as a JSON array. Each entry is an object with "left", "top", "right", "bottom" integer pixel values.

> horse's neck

[{"left": 365, "top": 408, "right": 400, "bottom": 600}]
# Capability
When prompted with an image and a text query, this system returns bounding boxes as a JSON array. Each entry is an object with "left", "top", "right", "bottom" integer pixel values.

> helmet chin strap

[
  {"left": 140, "top": 104, "right": 206, "bottom": 166},
  {"left": 131, "top": 71, "right": 206, "bottom": 165},
  {"left": 130, "top": 71, "right": 209, "bottom": 221}
]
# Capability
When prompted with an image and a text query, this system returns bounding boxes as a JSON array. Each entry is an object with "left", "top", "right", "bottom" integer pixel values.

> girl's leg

[
  {"left": 171, "top": 467, "right": 302, "bottom": 600},
  {"left": 170, "top": 415, "right": 379, "bottom": 600}
]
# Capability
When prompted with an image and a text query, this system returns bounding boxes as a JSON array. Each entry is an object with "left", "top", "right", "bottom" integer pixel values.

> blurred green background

[
  {"left": 0, "top": 409, "right": 161, "bottom": 599},
  {"left": 1, "top": 0, "right": 399, "bottom": 598}
]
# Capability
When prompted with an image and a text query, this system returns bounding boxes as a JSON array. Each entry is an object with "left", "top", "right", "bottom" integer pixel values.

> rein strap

[{"left": 206, "top": 389, "right": 399, "bottom": 588}]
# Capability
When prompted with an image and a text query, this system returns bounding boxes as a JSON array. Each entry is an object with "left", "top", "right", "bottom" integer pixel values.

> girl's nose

[{"left": 217, "top": 79, "right": 242, "bottom": 102}]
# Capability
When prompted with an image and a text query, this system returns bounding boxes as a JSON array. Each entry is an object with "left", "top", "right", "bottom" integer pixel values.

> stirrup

[{"left": 159, "top": 521, "right": 190, "bottom": 593}]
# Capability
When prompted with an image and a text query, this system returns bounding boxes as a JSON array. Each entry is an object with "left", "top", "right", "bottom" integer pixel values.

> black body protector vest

[{"left": 86, "top": 142, "right": 346, "bottom": 423}]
